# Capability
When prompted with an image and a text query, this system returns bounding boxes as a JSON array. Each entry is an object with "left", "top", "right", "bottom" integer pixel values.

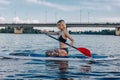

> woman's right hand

[{"left": 40, "top": 30, "right": 48, "bottom": 34}]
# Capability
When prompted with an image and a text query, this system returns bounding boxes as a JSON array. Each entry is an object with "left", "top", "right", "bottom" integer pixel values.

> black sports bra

[{"left": 58, "top": 35, "right": 67, "bottom": 43}]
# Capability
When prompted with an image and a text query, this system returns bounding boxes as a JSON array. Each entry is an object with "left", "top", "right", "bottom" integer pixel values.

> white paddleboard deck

[
  {"left": 0, "top": 54, "right": 89, "bottom": 61},
  {"left": 0, "top": 54, "right": 119, "bottom": 62}
]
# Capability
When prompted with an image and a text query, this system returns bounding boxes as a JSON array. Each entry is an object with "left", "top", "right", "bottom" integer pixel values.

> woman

[{"left": 42, "top": 20, "right": 74, "bottom": 57}]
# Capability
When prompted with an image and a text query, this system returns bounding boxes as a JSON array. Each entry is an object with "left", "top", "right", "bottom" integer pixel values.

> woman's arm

[
  {"left": 40, "top": 30, "right": 59, "bottom": 35},
  {"left": 64, "top": 31, "right": 74, "bottom": 46}
]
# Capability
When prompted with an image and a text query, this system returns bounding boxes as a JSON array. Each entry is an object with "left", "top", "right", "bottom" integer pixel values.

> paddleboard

[
  {"left": 0, "top": 54, "right": 89, "bottom": 61},
  {"left": 0, "top": 54, "right": 119, "bottom": 62}
]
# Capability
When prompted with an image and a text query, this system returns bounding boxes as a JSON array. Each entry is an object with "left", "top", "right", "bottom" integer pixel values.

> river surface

[{"left": 0, "top": 34, "right": 120, "bottom": 80}]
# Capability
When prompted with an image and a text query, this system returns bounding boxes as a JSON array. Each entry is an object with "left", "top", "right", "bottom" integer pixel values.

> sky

[{"left": 0, "top": 0, "right": 120, "bottom": 24}]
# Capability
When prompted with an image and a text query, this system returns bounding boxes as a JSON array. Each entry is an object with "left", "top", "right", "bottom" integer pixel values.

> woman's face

[{"left": 57, "top": 23, "right": 63, "bottom": 30}]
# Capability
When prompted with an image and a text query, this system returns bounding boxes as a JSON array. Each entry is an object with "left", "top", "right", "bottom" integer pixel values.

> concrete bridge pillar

[
  {"left": 115, "top": 27, "right": 120, "bottom": 36},
  {"left": 14, "top": 26, "right": 23, "bottom": 34}
]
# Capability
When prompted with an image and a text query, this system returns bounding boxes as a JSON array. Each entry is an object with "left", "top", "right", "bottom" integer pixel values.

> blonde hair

[{"left": 57, "top": 20, "right": 67, "bottom": 31}]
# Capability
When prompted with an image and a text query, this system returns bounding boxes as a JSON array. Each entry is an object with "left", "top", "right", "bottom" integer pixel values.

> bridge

[{"left": 0, "top": 23, "right": 120, "bottom": 35}]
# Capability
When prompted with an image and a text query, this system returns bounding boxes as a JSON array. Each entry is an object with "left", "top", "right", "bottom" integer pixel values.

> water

[{"left": 0, "top": 34, "right": 120, "bottom": 80}]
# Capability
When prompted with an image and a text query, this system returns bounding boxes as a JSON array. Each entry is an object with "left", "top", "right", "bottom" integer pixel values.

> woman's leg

[
  {"left": 45, "top": 49, "right": 59, "bottom": 57},
  {"left": 45, "top": 49, "right": 68, "bottom": 57},
  {"left": 58, "top": 49, "right": 68, "bottom": 56}
]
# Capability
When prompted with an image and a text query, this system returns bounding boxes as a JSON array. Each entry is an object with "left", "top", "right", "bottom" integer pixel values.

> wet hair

[
  {"left": 57, "top": 20, "right": 65, "bottom": 24},
  {"left": 57, "top": 20, "right": 67, "bottom": 30}
]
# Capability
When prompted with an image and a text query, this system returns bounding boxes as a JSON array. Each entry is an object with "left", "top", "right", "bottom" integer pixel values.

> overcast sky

[{"left": 0, "top": 0, "right": 120, "bottom": 24}]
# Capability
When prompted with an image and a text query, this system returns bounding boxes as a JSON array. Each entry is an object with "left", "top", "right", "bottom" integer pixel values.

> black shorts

[{"left": 60, "top": 48, "right": 69, "bottom": 54}]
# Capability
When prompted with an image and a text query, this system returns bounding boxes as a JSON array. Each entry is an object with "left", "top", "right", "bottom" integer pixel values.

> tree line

[
  {"left": 69, "top": 30, "right": 115, "bottom": 35},
  {"left": 0, "top": 27, "right": 39, "bottom": 34},
  {"left": 0, "top": 27, "right": 115, "bottom": 35}
]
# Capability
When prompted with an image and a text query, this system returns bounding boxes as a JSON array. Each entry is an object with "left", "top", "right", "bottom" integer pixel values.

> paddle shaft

[{"left": 46, "top": 33, "right": 77, "bottom": 49}]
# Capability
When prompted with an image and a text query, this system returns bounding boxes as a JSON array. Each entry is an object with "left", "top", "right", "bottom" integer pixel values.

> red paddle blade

[{"left": 76, "top": 47, "right": 91, "bottom": 57}]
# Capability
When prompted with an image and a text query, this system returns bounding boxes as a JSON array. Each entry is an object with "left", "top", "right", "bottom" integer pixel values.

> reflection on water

[
  {"left": 46, "top": 60, "right": 69, "bottom": 79},
  {"left": 0, "top": 34, "right": 120, "bottom": 79}
]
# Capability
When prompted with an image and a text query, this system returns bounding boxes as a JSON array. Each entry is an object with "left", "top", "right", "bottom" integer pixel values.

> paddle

[{"left": 45, "top": 33, "right": 92, "bottom": 57}]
